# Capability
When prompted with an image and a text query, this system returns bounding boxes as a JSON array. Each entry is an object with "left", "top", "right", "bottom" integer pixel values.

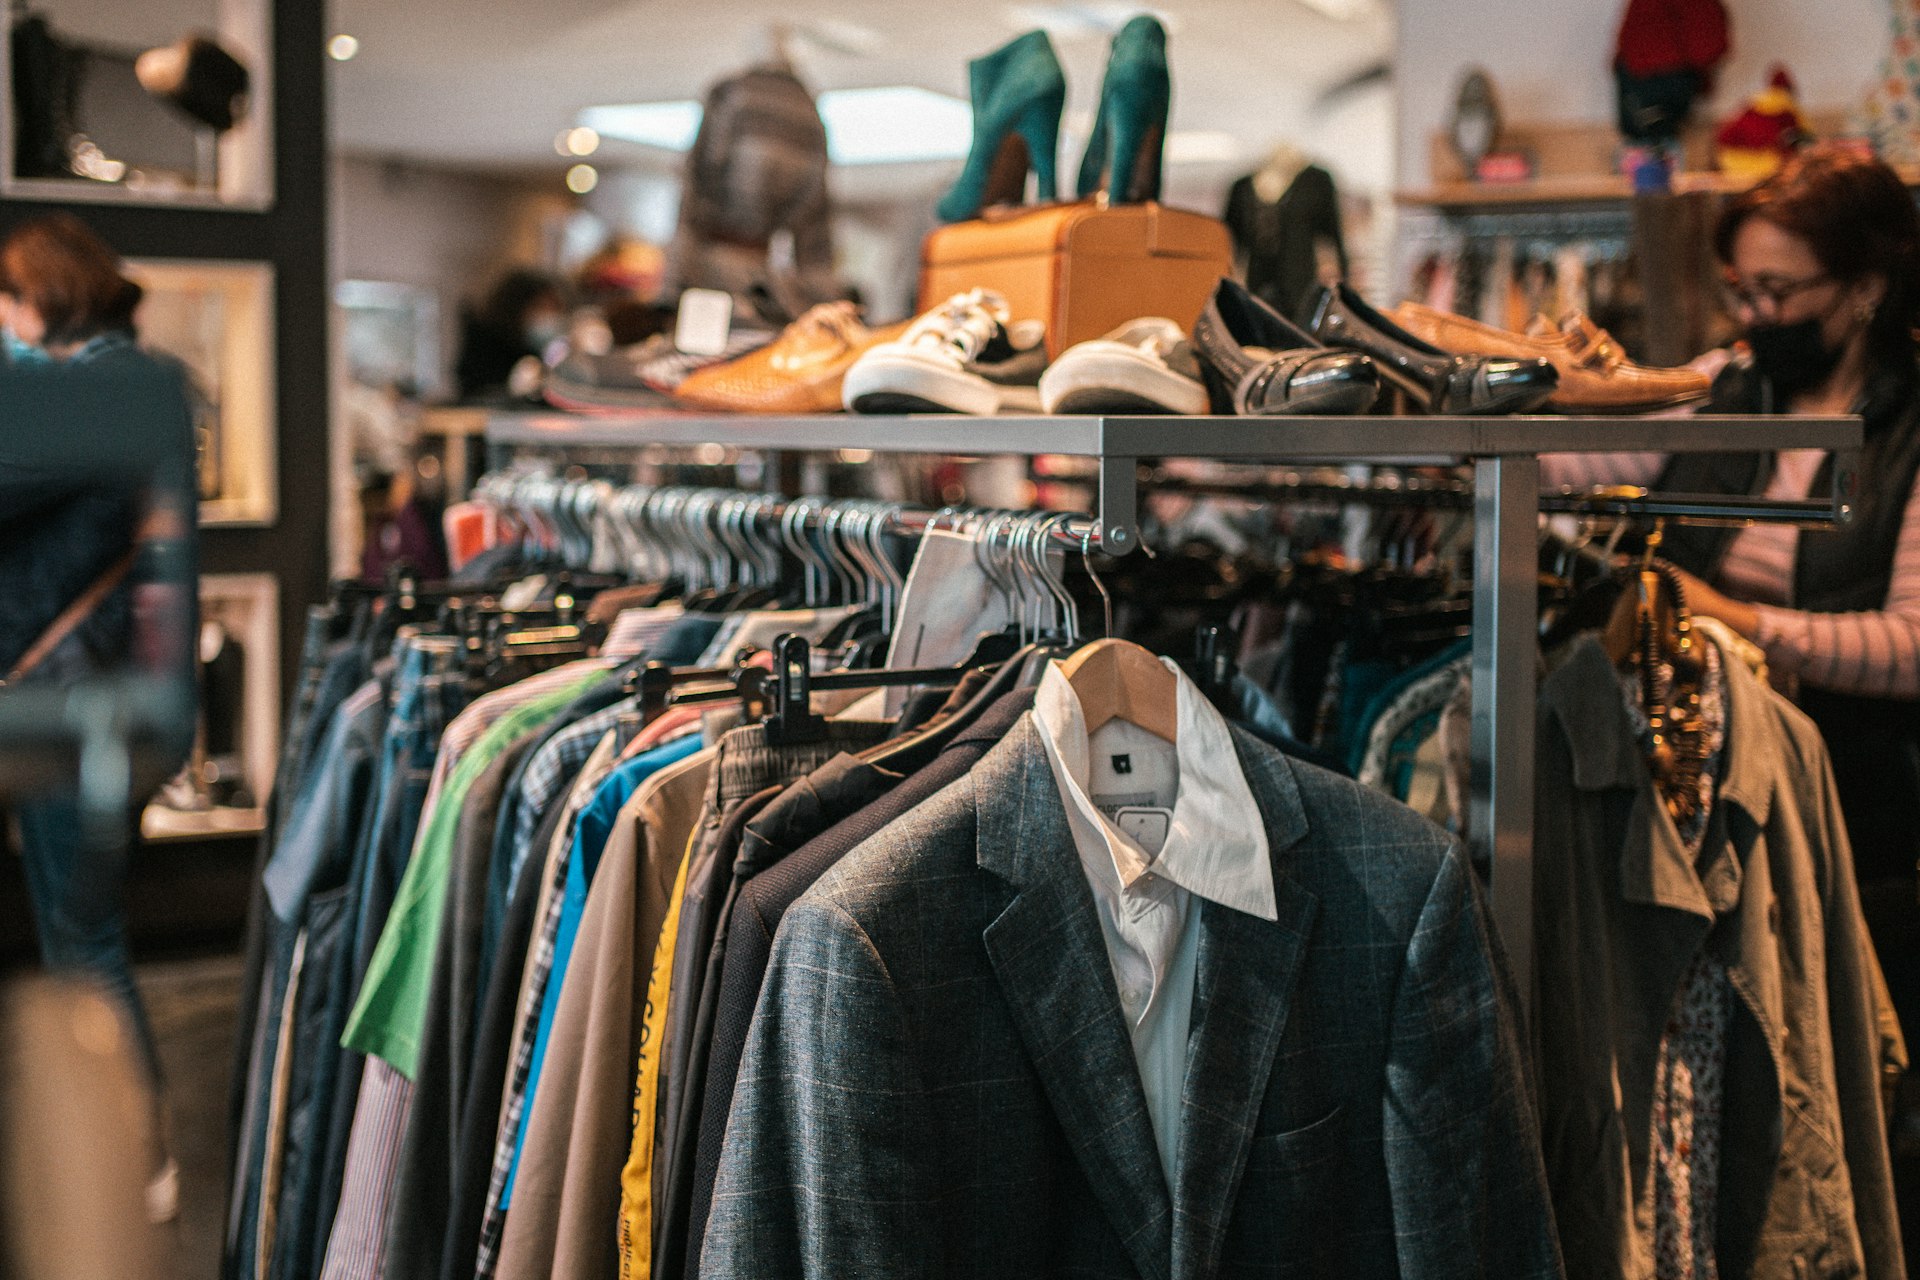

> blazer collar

[{"left": 976, "top": 718, "right": 1317, "bottom": 1280}]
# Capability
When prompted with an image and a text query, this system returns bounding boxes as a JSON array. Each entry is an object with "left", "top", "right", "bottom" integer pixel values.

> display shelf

[
  {"left": 489, "top": 409, "right": 1863, "bottom": 552},
  {"left": 1396, "top": 165, "right": 1920, "bottom": 210},
  {"left": 486, "top": 406, "right": 1865, "bottom": 1008},
  {"left": 142, "top": 806, "right": 268, "bottom": 842}
]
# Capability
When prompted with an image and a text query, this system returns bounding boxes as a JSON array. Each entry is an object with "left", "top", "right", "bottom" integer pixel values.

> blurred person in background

[
  {"left": 454, "top": 268, "right": 565, "bottom": 401},
  {"left": 0, "top": 211, "right": 198, "bottom": 1221}
]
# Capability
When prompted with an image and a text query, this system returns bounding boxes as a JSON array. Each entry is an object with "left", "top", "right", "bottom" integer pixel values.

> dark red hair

[
  {"left": 1714, "top": 144, "right": 1920, "bottom": 366},
  {"left": 0, "top": 212, "right": 142, "bottom": 345}
]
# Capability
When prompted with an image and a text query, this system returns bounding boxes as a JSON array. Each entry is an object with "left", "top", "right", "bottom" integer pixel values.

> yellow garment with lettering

[{"left": 616, "top": 833, "right": 694, "bottom": 1279}]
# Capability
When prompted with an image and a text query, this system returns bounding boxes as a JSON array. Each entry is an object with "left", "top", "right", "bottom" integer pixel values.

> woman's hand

[{"left": 1664, "top": 562, "right": 1761, "bottom": 640}]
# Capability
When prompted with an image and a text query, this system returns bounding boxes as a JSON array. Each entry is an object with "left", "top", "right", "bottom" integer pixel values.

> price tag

[{"left": 675, "top": 288, "right": 734, "bottom": 357}]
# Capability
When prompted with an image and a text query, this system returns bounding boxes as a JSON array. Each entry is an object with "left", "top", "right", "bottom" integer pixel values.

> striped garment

[
  {"left": 317, "top": 1063, "right": 414, "bottom": 1280},
  {"left": 1541, "top": 451, "right": 1920, "bottom": 697}
]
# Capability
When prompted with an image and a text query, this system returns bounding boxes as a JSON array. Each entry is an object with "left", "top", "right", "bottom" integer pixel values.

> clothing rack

[{"left": 486, "top": 408, "right": 1864, "bottom": 1009}]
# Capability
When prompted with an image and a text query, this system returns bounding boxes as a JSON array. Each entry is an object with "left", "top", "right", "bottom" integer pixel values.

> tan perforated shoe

[{"left": 671, "top": 302, "right": 906, "bottom": 414}]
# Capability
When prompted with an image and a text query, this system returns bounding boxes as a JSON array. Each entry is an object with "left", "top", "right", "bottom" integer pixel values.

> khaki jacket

[{"left": 1534, "top": 636, "right": 1907, "bottom": 1279}]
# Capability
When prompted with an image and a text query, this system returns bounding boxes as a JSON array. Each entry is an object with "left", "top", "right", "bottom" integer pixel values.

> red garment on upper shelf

[{"left": 1614, "top": 0, "right": 1732, "bottom": 85}]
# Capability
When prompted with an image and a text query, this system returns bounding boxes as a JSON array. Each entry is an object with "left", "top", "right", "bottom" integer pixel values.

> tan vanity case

[{"left": 919, "top": 200, "right": 1233, "bottom": 359}]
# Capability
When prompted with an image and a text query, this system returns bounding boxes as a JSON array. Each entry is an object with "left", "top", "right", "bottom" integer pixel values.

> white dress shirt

[{"left": 1032, "top": 655, "right": 1276, "bottom": 1187}]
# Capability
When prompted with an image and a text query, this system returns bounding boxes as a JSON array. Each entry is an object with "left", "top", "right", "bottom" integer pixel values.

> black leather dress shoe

[
  {"left": 1301, "top": 283, "right": 1558, "bottom": 415},
  {"left": 1192, "top": 278, "right": 1378, "bottom": 415}
]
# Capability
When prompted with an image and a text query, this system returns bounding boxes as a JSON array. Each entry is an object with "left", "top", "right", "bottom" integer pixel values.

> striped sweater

[{"left": 1542, "top": 449, "right": 1920, "bottom": 698}]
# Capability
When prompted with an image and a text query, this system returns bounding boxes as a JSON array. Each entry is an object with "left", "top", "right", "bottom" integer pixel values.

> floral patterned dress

[{"left": 1620, "top": 640, "right": 1730, "bottom": 1280}]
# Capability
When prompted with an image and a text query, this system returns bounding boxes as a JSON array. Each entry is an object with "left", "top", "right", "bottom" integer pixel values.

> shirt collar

[{"left": 1033, "top": 655, "right": 1276, "bottom": 921}]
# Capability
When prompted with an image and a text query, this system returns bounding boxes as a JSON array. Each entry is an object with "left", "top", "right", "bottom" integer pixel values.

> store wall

[
  {"left": 331, "top": 155, "right": 571, "bottom": 396},
  {"left": 1394, "top": 0, "right": 1886, "bottom": 188}
]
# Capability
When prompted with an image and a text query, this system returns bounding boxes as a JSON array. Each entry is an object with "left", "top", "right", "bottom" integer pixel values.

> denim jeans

[{"left": 14, "top": 790, "right": 162, "bottom": 1089}]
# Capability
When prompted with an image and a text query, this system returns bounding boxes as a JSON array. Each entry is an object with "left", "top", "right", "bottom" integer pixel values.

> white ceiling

[{"left": 322, "top": 0, "right": 1395, "bottom": 195}]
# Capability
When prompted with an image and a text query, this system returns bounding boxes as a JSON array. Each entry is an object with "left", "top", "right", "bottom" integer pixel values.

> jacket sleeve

[
  {"left": 699, "top": 895, "right": 937, "bottom": 1280},
  {"left": 1809, "top": 742, "right": 1909, "bottom": 1279},
  {"left": 1383, "top": 842, "right": 1566, "bottom": 1280}
]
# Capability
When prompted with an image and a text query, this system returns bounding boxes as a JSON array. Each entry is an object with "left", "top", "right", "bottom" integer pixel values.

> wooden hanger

[{"left": 1057, "top": 638, "right": 1178, "bottom": 745}]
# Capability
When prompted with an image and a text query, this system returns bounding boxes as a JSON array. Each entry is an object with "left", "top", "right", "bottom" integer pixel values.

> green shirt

[{"left": 342, "top": 677, "right": 598, "bottom": 1078}]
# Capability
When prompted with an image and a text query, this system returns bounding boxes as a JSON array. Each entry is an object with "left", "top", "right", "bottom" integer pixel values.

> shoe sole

[
  {"left": 1039, "top": 349, "right": 1207, "bottom": 415},
  {"left": 1542, "top": 390, "right": 1713, "bottom": 415},
  {"left": 846, "top": 391, "right": 962, "bottom": 414},
  {"left": 843, "top": 351, "right": 1002, "bottom": 415}
]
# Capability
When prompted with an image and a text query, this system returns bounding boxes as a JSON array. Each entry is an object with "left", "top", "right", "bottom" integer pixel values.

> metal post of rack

[
  {"left": 486, "top": 409, "right": 1865, "bottom": 1011},
  {"left": 1471, "top": 456, "right": 1542, "bottom": 999}
]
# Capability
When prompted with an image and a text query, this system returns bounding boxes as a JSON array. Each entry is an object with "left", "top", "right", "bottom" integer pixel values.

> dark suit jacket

[
  {"left": 703, "top": 716, "right": 1562, "bottom": 1280},
  {"left": 684, "top": 688, "right": 1035, "bottom": 1276}
]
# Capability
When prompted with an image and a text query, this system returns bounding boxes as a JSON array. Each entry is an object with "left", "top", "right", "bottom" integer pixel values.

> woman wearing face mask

[
  {"left": 1546, "top": 142, "right": 1920, "bottom": 1044},
  {"left": 1669, "top": 147, "right": 1920, "bottom": 883},
  {"left": 0, "top": 212, "right": 197, "bottom": 1221}
]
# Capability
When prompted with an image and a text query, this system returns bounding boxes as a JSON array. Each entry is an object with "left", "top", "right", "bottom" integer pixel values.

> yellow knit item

[{"left": 616, "top": 834, "right": 696, "bottom": 1280}]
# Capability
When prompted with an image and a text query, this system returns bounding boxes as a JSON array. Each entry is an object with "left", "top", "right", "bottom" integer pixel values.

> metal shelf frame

[{"left": 488, "top": 409, "right": 1865, "bottom": 1008}]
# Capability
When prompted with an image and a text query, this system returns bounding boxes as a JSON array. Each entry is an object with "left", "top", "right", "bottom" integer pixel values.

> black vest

[{"left": 1657, "top": 360, "right": 1920, "bottom": 883}]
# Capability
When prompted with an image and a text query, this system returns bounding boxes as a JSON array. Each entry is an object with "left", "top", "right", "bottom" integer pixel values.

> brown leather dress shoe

[
  {"left": 672, "top": 303, "right": 906, "bottom": 414},
  {"left": 1386, "top": 301, "right": 1711, "bottom": 415}
]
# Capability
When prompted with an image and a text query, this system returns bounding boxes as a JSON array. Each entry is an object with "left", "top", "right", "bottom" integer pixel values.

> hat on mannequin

[{"left": 135, "top": 35, "right": 251, "bottom": 133}]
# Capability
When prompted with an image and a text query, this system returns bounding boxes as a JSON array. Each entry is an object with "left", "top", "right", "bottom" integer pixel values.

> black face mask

[{"left": 1746, "top": 317, "right": 1845, "bottom": 400}]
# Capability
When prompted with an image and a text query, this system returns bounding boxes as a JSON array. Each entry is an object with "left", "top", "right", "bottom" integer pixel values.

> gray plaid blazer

[{"left": 702, "top": 716, "right": 1564, "bottom": 1280}]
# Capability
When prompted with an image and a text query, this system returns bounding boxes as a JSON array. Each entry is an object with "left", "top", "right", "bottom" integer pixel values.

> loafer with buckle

[
  {"left": 1302, "top": 282, "right": 1558, "bottom": 415},
  {"left": 1387, "top": 302, "right": 1710, "bottom": 415},
  {"left": 1192, "top": 278, "right": 1378, "bottom": 415}
]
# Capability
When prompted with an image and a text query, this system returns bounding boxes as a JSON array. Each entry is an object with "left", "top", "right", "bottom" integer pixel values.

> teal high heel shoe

[
  {"left": 1075, "top": 15, "right": 1170, "bottom": 204},
  {"left": 937, "top": 30, "right": 1065, "bottom": 223}
]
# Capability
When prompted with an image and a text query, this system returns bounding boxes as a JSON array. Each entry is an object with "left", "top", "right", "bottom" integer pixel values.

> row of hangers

[
  {"left": 461, "top": 473, "right": 1239, "bottom": 753},
  {"left": 471, "top": 471, "right": 1113, "bottom": 645}
]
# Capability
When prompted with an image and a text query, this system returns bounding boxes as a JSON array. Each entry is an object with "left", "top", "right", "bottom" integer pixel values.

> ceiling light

[
  {"left": 578, "top": 86, "right": 971, "bottom": 165},
  {"left": 327, "top": 34, "right": 358, "bottom": 61},
  {"left": 577, "top": 100, "right": 702, "bottom": 152},
  {"left": 566, "top": 163, "right": 598, "bottom": 194},
  {"left": 565, "top": 126, "right": 599, "bottom": 156},
  {"left": 1289, "top": 0, "right": 1376, "bottom": 19},
  {"left": 1165, "top": 131, "right": 1243, "bottom": 165}
]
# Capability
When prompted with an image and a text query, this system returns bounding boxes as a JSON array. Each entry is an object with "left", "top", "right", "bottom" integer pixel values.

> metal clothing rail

[{"left": 487, "top": 409, "right": 1865, "bottom": 1010}]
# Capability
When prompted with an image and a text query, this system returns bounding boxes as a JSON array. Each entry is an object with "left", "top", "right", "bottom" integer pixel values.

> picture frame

[
  {"left": 123, "top": 257, "right": 278, "bottom": 527},
  {"left": 141, "top": 572, "right": 279, "bottom": 842}
]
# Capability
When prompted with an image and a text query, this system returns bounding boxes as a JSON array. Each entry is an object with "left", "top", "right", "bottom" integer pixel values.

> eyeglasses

[{"left": 1719, "top": 272, "right": 1833, "bottom": 316}]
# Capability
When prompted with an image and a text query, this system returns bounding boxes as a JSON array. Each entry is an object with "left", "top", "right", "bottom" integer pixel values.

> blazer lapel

[
  {"left": 977, "top": 719, "right": 1175, "bottom": 1280},
  {"left": 1171, "top": 730, "right": 1317, "bottom": 1280}
]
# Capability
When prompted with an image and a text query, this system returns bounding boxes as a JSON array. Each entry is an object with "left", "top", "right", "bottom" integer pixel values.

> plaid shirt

[
  {"left": 474, "top": 732, "right": 625, "bottom": 1279},
  {"left": 505, "top": 701, "right": 632, "bottom": 889}
]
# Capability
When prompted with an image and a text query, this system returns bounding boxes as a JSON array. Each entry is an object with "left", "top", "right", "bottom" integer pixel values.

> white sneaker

[
  {"left": 843, "top": 289, "right": 1048, "bottom": 415},
  {"left": 1039, "top": 317, "right": 1209, "bottom": 415}
]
